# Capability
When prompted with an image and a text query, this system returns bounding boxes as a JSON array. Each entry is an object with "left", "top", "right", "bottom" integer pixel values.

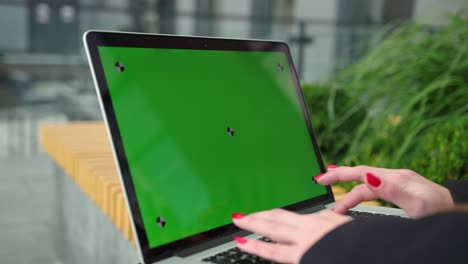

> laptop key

[
  {"left": 345, "top": 210, "right": 401, "bottom": 218},
  {"left": 233, "top": 260, "right": 275, "bottom": 264},
  {"left": 202, "top": 237, "right": 277, "bottom": 263}
]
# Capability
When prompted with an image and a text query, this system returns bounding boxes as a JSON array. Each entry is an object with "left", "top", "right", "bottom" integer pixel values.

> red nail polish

[
  {"left": 366, "top": 172, "right": 381, "bottom": 187},
  {"left": 232, "top": 212, "right": 245, "bottom": 219},
  {"left": 327, "top": 164, "right": 340, "bottom": 169},
  {"left": 314, "top": 173, "right": 325, "bottom": 181},
  {"left": 234, "top": 236, "right": 248, "bottom": 244}
]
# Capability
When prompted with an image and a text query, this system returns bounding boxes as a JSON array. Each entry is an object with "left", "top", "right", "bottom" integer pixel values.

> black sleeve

[
  {"left": 445, "top": 180, "right": 468, "bottom": 203},
  {"left": 300, "top": 212, "right": 468, "bottom": 264}
]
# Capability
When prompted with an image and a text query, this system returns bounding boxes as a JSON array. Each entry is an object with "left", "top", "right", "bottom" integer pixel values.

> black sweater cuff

[
  {"left": 445, "top": 180, "right": 468, "bottom": 203},
  {"left": 300, "top": 216, "right": 410, "bottom": 264},
  {"left": 300, "top": 212, "right": 468, "bottom": 264}
]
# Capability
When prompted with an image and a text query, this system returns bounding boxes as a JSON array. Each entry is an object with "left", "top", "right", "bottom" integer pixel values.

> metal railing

[{"left": 0, "top": 108, "right": 67, "bottom": 157}]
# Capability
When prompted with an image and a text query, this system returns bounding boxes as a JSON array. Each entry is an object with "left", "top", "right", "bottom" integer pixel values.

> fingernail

[
  {"left": 234, "top": 236, "right": 248, "bottom": 244},
  {"left": 232, "top": 212, "right": 245, "bottom": 219},
  {"left": 366, "top": 172, "right": 381, "bottom": 187},
  {"left": 314, "top": 173, "right": 325, "bottom": 181},
  {"left": 327, "top": 164, "right": 340, "bottom": 169}
]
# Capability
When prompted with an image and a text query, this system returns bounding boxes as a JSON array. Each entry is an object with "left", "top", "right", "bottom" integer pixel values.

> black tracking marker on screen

[
  {"left": 115, "top": 61, "right": 125, "bottom": 72},
  {"left": 156, "top": 216, "right": 166, "bottom": 228},
  {"left": 227, "top": 127, "right": 235, "bottom": 137},
  {"left": 277, "top": 63, "right": 284, "bottom": 71}
]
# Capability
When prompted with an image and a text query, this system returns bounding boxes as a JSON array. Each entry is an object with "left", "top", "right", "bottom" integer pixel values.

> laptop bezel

[{"left": 84, "top": 30, "right": 334, "bottom": 263}]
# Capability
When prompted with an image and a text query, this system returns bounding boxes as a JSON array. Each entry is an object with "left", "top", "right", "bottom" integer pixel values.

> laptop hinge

[
  {"left": 298, "top": 203, "right": 327, "bottom": 214},
  {"left": 176, "top": 229, "right": 250, "bottom": 258}
]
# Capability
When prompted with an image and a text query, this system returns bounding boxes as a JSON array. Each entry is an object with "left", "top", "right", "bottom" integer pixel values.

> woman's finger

[
  {"left": 234, "top": 237, "right": 300, "bottom": 264},
  {"left": 315, "top": 165, "right": 388, "bottom": 185},
  {"left": 363, "top": 172, "right": 412, "bottom": 211},
  {"left": 233, "top": 213, "right": 299, "bottom": 243},
  {"left": 240, "top": 208, "right": 302, "bottom": 227},
  {"left": 332, "top": 184, "right": 377, "bottom": 214}
]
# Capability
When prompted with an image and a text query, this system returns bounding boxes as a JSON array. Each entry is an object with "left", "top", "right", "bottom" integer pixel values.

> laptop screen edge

[{"left": 83, "top": 30, "right": 334, "bottom": 263}]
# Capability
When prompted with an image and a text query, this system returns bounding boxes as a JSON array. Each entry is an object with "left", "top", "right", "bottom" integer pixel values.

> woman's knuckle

[
  {"left": 244, "top": 241, "right": 262, "bottom": 256},
  {"left": 274, "top": 223, "right": 289, "bottom": 234},
  {"left": 266, "top": 208, "right": 282, "bottom": 218},
  {"left": 386, "top": 185, "right": 399, "bottom": 198},
  {"left": 266, "top": 246, "right": 283, "bottom": 260},
  {"left": 355, "top": 165, "right": 369, "bottom": 171},
  {"left": 392, "top": 171, "right": 408, "bottom": 182},
  {"left": 271, "top": 208, "right": 284, "bottom": 214},
  {"left": 398, "top": 169, "right": 415, "bottom": 177}
]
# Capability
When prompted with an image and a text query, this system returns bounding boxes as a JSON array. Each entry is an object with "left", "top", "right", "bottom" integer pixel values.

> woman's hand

[
  {"left": 232, "top": 209, "right": 351, "bottom": 264},
  {"left": 315, "top": 165, "right": 454, "bottom": 218}
]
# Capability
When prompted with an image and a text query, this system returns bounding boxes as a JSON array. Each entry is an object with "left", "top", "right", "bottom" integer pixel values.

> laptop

[{"left": 83, "top": 31, "right": 406, "bottom": 264}]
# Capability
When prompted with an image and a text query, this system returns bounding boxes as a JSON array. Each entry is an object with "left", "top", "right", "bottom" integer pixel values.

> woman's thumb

[
  {"left": 364, "top": 172, "right": 410, "bottom": 211},
  {"left": 366, "top": 172, "right": 382, "bottom": 188}
]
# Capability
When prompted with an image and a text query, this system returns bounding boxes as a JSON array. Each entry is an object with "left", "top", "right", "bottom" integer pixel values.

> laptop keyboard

[
  {"left": 345, "top": 210, "right": 402, "bottom": 218},
  {"left": 202, "top": 237, "right": 276, "bottom": 264},
  {"left": 202, "top": 211, "right": 401, "bottom": 263}
]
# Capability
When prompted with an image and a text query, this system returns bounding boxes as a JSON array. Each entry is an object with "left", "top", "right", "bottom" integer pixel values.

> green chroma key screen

[{"left": 98, "top": 46, "right": 327, "bottom": 248}]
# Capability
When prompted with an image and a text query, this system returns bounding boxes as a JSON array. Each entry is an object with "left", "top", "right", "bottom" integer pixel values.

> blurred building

[
  {"left": 1, "top": 0, "right": 466, "bottom": 84},
  {"left": 0, "top": 0, "right": 466, "bottom": 156},
  {"left": 0, "top": 0, "right": 466, "bottom": 153}
]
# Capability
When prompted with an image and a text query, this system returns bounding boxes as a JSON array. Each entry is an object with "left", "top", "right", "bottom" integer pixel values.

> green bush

[
  {"left": 302, "top": 15, "right": 468, "bottom": 190},
  {"left": 301, "top": 83, "right": 366, "bottom": 164},
  {"left": 411, "top": 115, "right": 468, "bottom": 185}
]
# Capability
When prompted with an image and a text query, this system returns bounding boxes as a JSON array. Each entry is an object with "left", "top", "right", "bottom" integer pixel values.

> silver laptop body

[{"left": 84, "top": 30, "right": 406, "bottom": 264}]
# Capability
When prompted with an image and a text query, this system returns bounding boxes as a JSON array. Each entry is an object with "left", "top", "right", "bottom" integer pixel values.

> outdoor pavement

[{"left": 0, "top": 155, "right": 58, "bottom": 264}]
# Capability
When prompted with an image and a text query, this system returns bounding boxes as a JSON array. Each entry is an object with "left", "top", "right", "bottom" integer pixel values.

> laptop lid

[{"left": 84, "top": 31, "right": 334, "bottom": 263}]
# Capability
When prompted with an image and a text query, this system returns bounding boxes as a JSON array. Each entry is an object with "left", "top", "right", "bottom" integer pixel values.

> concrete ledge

[
  {"left": 53, "top": 166, "right": 139, "bottom": 264},
  {"left": 40, "top": 122, "right": 135, "bottom": 243}
]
